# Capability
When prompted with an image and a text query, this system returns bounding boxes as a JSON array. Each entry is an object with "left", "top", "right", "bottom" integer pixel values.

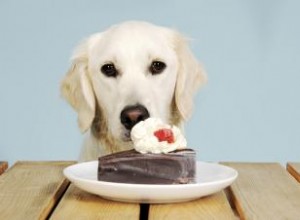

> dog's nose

[{"left": 120, "top": 105, "right": 150, "bottom": 130}]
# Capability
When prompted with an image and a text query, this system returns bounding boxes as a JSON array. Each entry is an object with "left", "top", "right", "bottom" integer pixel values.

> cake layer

[{"left": 98, "top": 149, "right": 196, "bottom": 184}]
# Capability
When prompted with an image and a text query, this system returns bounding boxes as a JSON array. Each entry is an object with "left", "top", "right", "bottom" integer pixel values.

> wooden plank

[
  {"left": 287, "top": 162, "right": 300, "bottom": 183},
  {"left": 149, "top": 191, "right": 237, "bottom": 220},
  {"left": 0, "top": 161, "right": 74, "bottom": 220},
  {"left": 0, "top": 161, "right": 8, "bottom": 175},
  {"left": 50, "top": 184, "right": 140, "bottom": 219},
  {"left": 223, "top": 163, "right": 300, "bottom": 220}
]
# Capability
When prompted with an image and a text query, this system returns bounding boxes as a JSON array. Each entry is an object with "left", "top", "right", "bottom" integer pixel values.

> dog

[{"left": 61, "top": 21, "right": 207, "bottom": 161}]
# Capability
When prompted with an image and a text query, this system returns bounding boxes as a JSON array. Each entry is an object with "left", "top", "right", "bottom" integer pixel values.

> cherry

[{"left": 154, "top": 128, "right": 175, "bottom": 143}]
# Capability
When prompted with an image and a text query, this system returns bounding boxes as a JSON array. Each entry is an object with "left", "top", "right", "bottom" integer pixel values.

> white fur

[{"left": 61, "top": 21, "right": 206, "bottom": 161}]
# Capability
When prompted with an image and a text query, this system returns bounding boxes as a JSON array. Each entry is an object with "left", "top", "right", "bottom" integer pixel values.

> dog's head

[{"left": 61, "top": 21, "right": 206, "bottom": 144}]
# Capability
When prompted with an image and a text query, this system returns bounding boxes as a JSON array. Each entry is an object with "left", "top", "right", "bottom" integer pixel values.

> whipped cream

[{"left": 131, "top": 118, "right": 187, "bottom": 154}]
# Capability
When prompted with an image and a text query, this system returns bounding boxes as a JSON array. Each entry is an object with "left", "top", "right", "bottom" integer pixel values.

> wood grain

[
  {"left": 287, "top": 162, "right": 300, "bottom": 183},
  {"left": 0, "top": 161, "right": 8, "bottom": 175},
  {"left": 149, "top": 191, "right": 237, "bottom": 220},
  {"left": 223, "top": 163, "right": 300, "bottom": 220},
  {"left": 50, "top": 184, "right": 140, "bottom": 220},
  {"left": 0, "top": 161, "right": 73, "bottom": 220}
]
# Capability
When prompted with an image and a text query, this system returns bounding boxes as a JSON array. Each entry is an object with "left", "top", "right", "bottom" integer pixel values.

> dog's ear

[
  {"left": 61, "top": 38, "right": 96, "bottom": 133},
  {"left": 174, "top": 33, "right": 207, "bottom": 121}
]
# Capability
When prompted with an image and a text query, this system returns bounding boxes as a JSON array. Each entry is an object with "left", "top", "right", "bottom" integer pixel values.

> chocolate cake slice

[{"left": 98, "top": 149, "right": 196, "bottom": 184}]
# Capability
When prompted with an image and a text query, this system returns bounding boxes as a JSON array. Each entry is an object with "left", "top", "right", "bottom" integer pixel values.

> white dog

[{"left": 61, "top": 21, "right": 206, "bottom": 161}]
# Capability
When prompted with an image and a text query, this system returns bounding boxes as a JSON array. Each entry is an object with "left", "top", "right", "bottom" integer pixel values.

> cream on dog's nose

[{"left": 120, "top": 104, "right": 150, "bottom": 130}]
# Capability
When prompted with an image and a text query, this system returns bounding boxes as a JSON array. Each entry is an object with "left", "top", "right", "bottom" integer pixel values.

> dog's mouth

[
  {"left": 122, "top": 129, "right": 132, "bottom": 142},
  {"left": 120, "top": 104, "right": 150, "bottom": 142}
]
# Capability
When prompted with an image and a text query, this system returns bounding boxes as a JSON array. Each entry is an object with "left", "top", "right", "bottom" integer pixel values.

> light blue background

[{"left": 1, "top": 0, "right": 299, "bottom": 166}]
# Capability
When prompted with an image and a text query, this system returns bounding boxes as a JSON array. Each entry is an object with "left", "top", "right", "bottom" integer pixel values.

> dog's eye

[
  {"left": 150, "top": 61, "right": 166, "bottom": 75},
  {"left": 101, "top": 63, "right": 118, "bottom": 77}
]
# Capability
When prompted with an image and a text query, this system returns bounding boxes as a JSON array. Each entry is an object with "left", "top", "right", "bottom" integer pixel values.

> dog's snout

[{"left": 120, "top": 105, "right": 150, "bottom": 130}]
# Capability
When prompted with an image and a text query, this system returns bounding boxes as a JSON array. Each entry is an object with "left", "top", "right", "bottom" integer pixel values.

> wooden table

[{"left": 0, "top": 161, "right": 299, "bottom": 220}]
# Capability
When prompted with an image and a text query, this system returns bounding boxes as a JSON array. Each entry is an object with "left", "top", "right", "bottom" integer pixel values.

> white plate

[{"left": 64, "top": 161, "right": 238, "bottom": 203}]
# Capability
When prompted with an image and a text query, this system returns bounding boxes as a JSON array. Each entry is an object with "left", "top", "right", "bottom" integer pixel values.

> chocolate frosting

[{"left": 98, "top": 149, "right": 196, "bottom": 184}]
